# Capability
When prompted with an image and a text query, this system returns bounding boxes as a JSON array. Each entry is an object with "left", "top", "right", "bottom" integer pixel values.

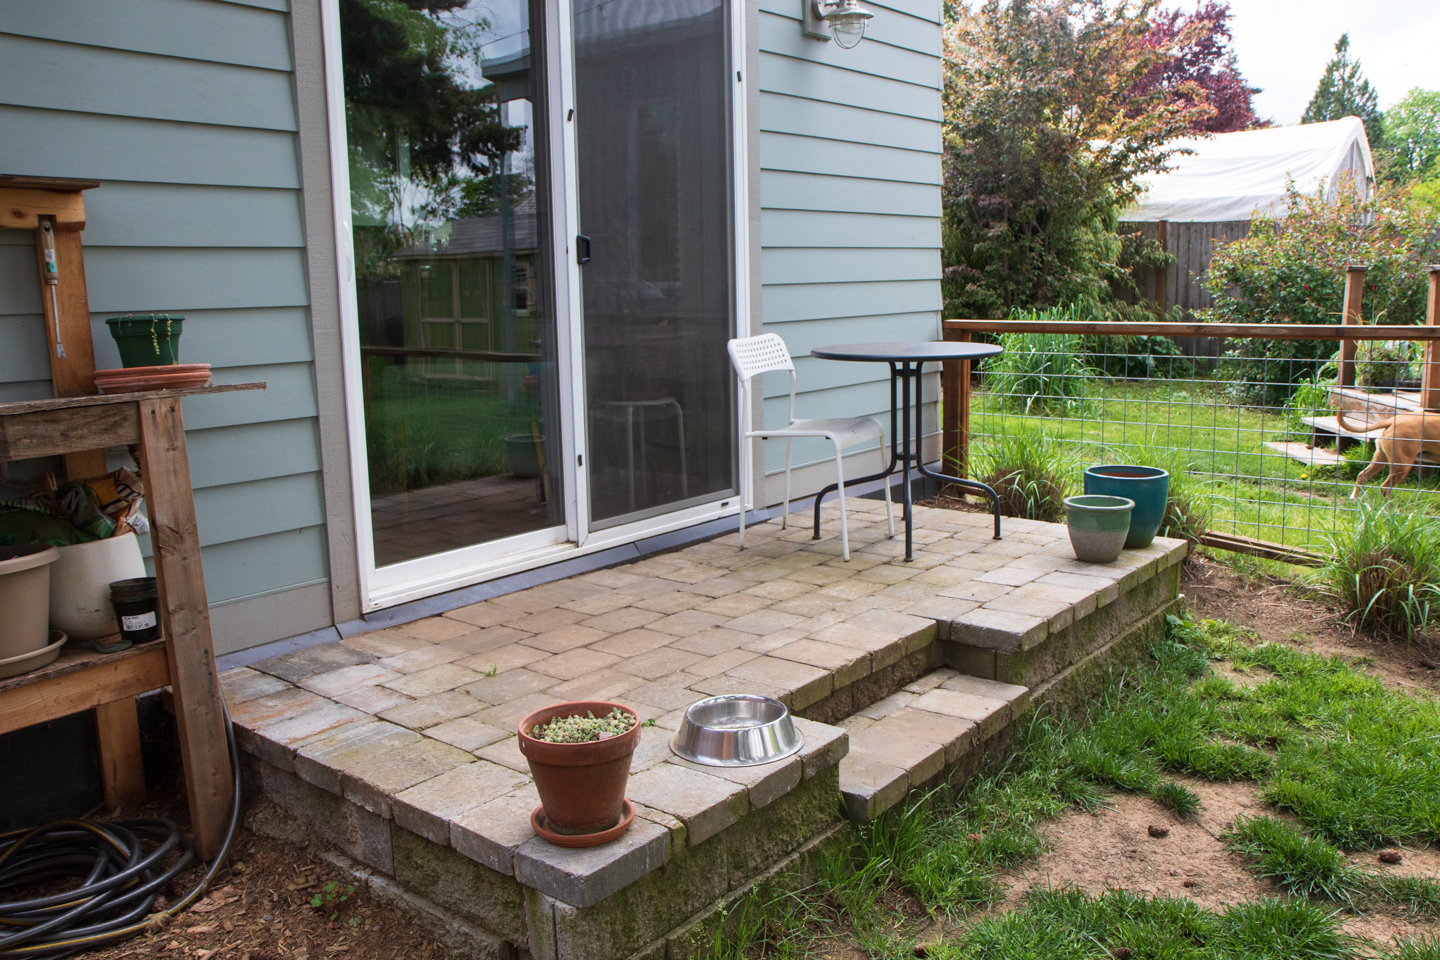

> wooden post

[
  {"left": 1338, "top": 264, "right": 1367, "bottom": 388},
  {"left": 95, "top": 698, "right": 147, "bottom": 810},
  {"left": 137, "top": 396, "right": 233, "bottom": 859},
  {"left": 941, "top": 325, "right": 972, "bottom": 479},
  {"left": 1422, "top": 266, "right": 1440, "bottom": 411},
  {"left": 1155, "top": 220, "right": 1168, "bottom": 319}
]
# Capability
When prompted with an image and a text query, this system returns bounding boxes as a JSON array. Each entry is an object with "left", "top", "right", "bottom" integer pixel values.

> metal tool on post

[{"left": 39, "top": 219, "right": 65, "bottom": 358}]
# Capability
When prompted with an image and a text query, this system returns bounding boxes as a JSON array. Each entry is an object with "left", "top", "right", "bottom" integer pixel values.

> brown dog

[{"left": 1337, "top": 408, "right": 1440, "bottom": 498}]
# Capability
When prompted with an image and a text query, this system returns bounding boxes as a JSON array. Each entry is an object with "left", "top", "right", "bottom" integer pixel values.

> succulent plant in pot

[{"left": 517, "top": 701, "right": 640, "bottom": 848}]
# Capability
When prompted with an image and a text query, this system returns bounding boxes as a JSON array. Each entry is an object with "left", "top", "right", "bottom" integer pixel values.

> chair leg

[
  {"left": 883, "top": 473, "right": 896, "bottom": 539},
  {"left": 834, "top": 442, "right": 850, "bottom": 561},
  {"left": 781, "top": 438, "right": 794, "bottom": 530},
  {"left": 738, "top": 434, "right": 748, "bottom": 551}
]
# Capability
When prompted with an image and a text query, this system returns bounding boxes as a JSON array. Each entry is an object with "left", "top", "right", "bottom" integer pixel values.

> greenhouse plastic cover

[{"left": 1124, "top": 117, "right": 1374, "bottom": 223}]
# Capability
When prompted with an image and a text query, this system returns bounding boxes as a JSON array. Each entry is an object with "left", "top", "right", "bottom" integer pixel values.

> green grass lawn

[
  {"left": 967, "top": 379, "right": 1440, "bottom": 554},
  {"left": 364, "top": 364, "right": 543, "bottom": 496},
  {"left": 701, "top": 613, "right": 1440, "bottom": 960}
]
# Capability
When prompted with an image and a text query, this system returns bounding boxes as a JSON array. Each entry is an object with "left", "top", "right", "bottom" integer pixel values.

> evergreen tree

[{"left": 1302, "top": 34, "right": 1383, "bottom": 148}]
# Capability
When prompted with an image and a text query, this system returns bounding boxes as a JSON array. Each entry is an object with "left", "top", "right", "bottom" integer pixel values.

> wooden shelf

[{"left": 0, "top": 642, "right": 169, "bottom": 737}]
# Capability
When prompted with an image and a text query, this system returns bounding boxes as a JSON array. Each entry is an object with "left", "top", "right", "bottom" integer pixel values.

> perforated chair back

[{"left": 728, "top": 334, "right": 794, "bottom": 383}]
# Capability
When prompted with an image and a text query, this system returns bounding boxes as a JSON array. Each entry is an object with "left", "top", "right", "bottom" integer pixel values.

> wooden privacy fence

[
  {"left": 939, "top": 264, "right": 1440, "bottom": 564},
  {"left": 1120, "top": 219, "right": 1251, "bottom": 361}
]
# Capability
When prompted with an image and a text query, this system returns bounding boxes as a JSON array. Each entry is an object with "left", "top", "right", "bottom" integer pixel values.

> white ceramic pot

[{"left": 48, "top": 533, "right": 147, "bottom": 640}]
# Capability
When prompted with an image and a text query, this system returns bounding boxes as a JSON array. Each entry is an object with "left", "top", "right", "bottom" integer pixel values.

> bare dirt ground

[
  {"left": 960, "top": 550, "right": 1440, "bottom": 951},
  {"left": 75, "top": 787, "right": 445, "bottom": 960}
]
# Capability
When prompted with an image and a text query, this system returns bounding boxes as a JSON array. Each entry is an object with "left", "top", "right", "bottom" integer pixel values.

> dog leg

[{"left": 1352, "top": 458, "right": 1387, "bottom": 499}]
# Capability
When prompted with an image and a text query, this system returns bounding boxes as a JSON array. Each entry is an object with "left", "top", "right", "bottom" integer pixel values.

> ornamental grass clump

[
  {"left": 1322, "top": 500, "right": 1440, "bottom": 641},
  {"left": 971, "top": 427, "right": 1074, "bottom": 523},
  {"left": 530, "top": 707, "right": 635, "bottom": 744}
]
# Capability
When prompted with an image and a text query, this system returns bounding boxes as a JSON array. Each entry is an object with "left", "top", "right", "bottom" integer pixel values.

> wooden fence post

[
  {"left": 1338, "top": 264, "right": 1367, "bottom": 388},
  {"left": 1155, "top": 220, "right": 1168, "bottom": 319},
  {"left": 1422, "top": 266, "right": 1440, "bottom": 411},
  {"left": 941, "top": 325, "right": 971, "bottom": 480}
]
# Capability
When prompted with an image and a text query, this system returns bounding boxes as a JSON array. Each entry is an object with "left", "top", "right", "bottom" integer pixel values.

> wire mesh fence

[{"left": 941, "top": 320, "right": 1440, "bottom": 562}]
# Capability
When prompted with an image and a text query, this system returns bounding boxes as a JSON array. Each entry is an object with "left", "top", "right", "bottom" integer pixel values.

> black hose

[{"left": 0, "top": 704, "right": 244, "bottom": 960}]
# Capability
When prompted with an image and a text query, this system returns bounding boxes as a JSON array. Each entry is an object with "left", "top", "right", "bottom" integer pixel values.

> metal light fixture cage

[{"left": 803, "top": 0, "right": 874, "bottom": 49}]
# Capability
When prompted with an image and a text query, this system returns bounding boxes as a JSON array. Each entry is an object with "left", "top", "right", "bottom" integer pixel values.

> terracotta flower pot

[{"left": 518, "top": 701, "right": 640, "bottom": 839}]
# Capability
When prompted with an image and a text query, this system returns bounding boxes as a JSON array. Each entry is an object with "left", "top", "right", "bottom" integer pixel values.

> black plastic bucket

[{"left": 109, "top": 578, "right": 161, "bottom": 644}]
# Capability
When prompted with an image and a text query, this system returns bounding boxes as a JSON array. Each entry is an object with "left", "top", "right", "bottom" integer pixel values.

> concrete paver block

[
  {"left": 939, "top": 674, "right": 1030, "bottom": 712},
  {"left": 515, "top": 624, "right": 609, "bottom": 654},
  {"left": 394, "top": 760, "right": 531, "bottom": 843},
  {"left": 334, "top": 684, "right": 413, "bottom": 714},
  {"left": 590, "top": 628, "right": 674, "bottom": 658},
  {"left": 846, "top": 725, "right": 944, "bottom": 786},
  {"left": 838, "top": 754, "right": 908, "bottom": 821},
  {"left": 724, "top": 657, "right": 831, "bottom": 712},
  {"left": 911, "top": 688, "right": 1010, "bottom": 738},
  {"left": 626, "top": 764, "right": 748, "bottom": 847},
  {"left": 475, "top": 734, "right": 530, "bottom": 774},
  {"left": 293, "top": 720, "right": 422, "bottom": 794},
  {"left": 451, "top": 784, "right": 540, "bottom": 875},
  {"left": 343, "top": 738, "right": 477, "bottom": 819},
  {"left": 463, "top": 668, "right": 559, "bottom": 705},
  {"left": 300, "top": 664, "right": 402, "bottom": 699},
  {"left": 515, "top": 815, "right": 671, "bottom": 908},
  {"left": 789, "top": 716, "right": 848, "bottom": 779},
  {"left": 378, "top": 645, "right": 466, "bottom": 675},
  {"left": 529, "top": 647, "right": 621, "bottom": 681},
  {"left": 379, "top": 691, "right": 484, "bottom": 730},
  {"left": 666, "top": 750, "right": 802, "bottom": 810},
  {"left": 769, "top": 639, "right": 870, "bottom": 689},
  {"left": 424, "top": 716, "right": 510, "bottom": 752},
  {"left": 613, "top": 646, "right": 705, "bottom": 680},
  {"left": 874, "top": 708, "right": 976, "bottom": 764},
  {"left": 950, "top": 607, "right": 1047, "bottom": 652},
  {"left": 544, "top": 669, "right": 647, "bottom": 703},
  {"left": 455, "top": 643, "right": 551, "bottom": 676}
]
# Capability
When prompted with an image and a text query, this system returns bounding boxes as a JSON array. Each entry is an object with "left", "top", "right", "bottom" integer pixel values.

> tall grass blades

[
  {"left": 985, "top": 326, "right": 1095, "bottom": 415},
  {"left": 1322, "top": 499, "right": 1440, "bottom": 640},
  {"left": 971, "top": 428, "right": 1075, "bottom": 523}
]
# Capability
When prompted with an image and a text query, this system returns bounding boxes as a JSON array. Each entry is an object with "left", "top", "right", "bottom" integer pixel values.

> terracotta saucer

[
  {"left": 94, "top": 364, "right": 212, "bottom": 394},
  {"left": 531, "top": 799, "right": 635, "bottom": 848}
]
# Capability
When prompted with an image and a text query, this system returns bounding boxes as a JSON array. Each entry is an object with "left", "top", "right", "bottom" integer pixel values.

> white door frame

[{"left": 320, "top": 0, "right": 751, "bottom": 611}]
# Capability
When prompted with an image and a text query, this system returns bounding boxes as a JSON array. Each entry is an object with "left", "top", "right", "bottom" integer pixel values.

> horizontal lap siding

[
  {"left": 0, "top": 4, "right": 331, "bottom": 634},
  {"left": 758, "top": 0, "right": 942, "bottom": 476}
]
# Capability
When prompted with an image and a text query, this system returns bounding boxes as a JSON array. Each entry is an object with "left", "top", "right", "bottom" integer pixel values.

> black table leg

[{"left": 911, "top": 359, "right": 1002, "bottom": 540}]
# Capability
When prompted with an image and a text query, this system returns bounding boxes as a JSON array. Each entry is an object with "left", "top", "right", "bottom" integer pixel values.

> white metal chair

[{"left": 728, "top": 333, "right": 894, "bottom": 560}]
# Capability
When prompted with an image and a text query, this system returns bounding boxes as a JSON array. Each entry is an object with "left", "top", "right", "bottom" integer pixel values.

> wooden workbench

[{"left": 0, "top": 382, "right": 264, "bottom": 859}]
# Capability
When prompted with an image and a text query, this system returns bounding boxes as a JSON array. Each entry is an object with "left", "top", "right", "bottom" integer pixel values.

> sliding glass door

[
  {"left": 339, "top": 0, "right": 565, "bottom": 567},
  {"left": 573, "top": 0, "right": 737, "bottom": 528}
]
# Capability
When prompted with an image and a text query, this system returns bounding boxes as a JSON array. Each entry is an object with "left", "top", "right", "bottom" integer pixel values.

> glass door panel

[
  {"left": 573, "top": 0, "right": 736, "bottom": 527},
  {"left": 340, "top": 0, "right": 565, "bottom": 567}
]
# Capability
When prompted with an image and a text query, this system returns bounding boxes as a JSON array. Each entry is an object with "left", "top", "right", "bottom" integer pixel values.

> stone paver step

[{"left": 836, "top": 668, "right": 1029, "bottom": 821}]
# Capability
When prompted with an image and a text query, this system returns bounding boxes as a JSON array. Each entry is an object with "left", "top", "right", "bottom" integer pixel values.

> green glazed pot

[
  {"left": 105, "top": 314, "right": 183, "bottom": 368},
  {"left": 1064, "top": 495, "right": 1134, "bottom": 564}
]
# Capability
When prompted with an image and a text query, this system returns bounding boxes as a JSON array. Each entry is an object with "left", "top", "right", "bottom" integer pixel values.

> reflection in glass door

[
  {"left": 573, "top": 0, "right": 736, "bottom": 528},
  {"left": 340, "top": 0, "right": 564, "bottom": 567}
]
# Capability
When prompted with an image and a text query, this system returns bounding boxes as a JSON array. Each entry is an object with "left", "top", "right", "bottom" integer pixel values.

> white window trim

[{"left": 320, "top": 0, "right": 751, "bottom": 612}]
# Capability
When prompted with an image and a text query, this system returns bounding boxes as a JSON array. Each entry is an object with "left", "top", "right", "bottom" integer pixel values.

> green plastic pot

[
  {"left": 105, "top": 314, "right": 183, "bottom": 368},
  {"left": 1064, "top": 495, "right": 1134, "bottom": 564},
  {"left": 1083, "top": 465, "right": 1170, "bottom": 549}
]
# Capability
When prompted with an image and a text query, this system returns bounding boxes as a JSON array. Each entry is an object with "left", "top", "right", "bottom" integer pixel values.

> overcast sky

[{"left": 1175, "top": 0, "right": 1440, "bottom": 125}]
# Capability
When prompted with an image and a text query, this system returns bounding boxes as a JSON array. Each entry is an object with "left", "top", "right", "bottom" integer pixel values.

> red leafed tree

[{"left": 1135, "top": 2, "right": 1266, "bottom": 133}]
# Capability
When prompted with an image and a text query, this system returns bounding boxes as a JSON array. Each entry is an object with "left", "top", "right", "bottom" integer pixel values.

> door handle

[{"left": 576, "top": 235, "right": 591, "bottom": 264}]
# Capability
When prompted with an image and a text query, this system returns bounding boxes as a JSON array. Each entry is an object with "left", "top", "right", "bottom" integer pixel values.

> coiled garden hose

[{"left": 0, "top": 704, "right": 243, "bottom": 959}]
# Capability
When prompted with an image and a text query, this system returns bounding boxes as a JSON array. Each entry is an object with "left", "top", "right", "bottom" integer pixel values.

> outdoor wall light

[{"left": 802, "top": 0, "right": 874, "bottom": 49}]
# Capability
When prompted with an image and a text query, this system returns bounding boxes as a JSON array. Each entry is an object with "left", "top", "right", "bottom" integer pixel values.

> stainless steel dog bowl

[{"left": 670, "top": 695, "right": 804, "bottom": 767}]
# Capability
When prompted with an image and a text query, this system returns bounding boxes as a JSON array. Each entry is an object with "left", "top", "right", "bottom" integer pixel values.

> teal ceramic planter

[
  {"left": 105, "top": 313, "right": 183, "bottom": 368},
  {"left": 1064, "top": 495, "right": 1134, "bottom": 563},
  {"left": 1083, "top": 465, "right": 1170, "bottom": 549}
]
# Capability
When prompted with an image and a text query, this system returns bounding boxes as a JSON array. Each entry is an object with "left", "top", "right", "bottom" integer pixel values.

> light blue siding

[
  {"left": 758, "top": 0, "right": 944, "bottom": 476},
  {"left": 0, "top": 2, "right": 327, "bottom": 624}
]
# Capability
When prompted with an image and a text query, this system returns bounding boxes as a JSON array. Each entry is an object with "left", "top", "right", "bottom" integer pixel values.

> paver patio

[{"left": 225, "top": 503, "right": 1185, "bottom": 960}]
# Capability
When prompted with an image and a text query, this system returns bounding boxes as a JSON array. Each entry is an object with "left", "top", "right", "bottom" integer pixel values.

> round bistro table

[{"left": 810, "top": 341, "right": 1005, "bottom": 561}]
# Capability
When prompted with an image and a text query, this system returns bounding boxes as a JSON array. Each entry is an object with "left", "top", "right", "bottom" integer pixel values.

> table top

[{"left": 810, "top": 341, "right": 1003, "bottom": 363}]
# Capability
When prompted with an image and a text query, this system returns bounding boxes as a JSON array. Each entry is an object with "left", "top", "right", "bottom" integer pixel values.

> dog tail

[{"left": 1335, "top": 407, "right": 1397, "bottom": 436}]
